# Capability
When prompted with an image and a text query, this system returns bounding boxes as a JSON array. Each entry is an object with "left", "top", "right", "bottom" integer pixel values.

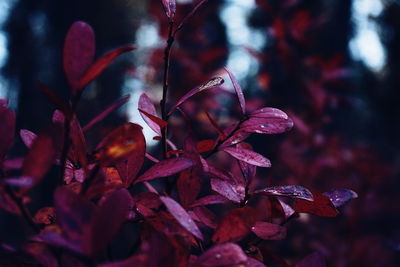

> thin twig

[{"left": 160, "top": 21, "right": 175, "bottom": 159}]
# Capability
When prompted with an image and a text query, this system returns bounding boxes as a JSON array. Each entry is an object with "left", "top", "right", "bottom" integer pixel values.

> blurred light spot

[
  {"left": 350, "top": 0, "right": 385, "bottom": 71},
  {"left": 220, "top": 0, "right": 260, "bottom": 81},
  {"left": 0, "top": 0, "right": 18, "bottom": 99},
  {"left": 136, "top": 22, "right": 160, "bottom": 48}
]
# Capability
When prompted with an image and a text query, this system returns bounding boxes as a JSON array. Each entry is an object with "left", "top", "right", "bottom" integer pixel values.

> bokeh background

[{"left": 0, "top": 0, "right": 399, "bottom": 266}]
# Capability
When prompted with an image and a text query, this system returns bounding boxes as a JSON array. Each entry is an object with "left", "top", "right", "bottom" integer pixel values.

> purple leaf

[
  {"left": 220, "top": 130, "right": 251, "bottom": 148},
  {"left": 190, "top": 195, "right": 228, "bottom": 208},
  {"left": 168, "top": 77, "right": 224, "bottom": 116},
  {"left": 161, "top": 0, "right": 176, "bottom": 19},
  {"left": 195, "top": 243, "right": 247, "bottom": 267},
  {"left": 251, "top": 221, "right": 287, "bottom": 240},
  {"left": 278, "top": 198, "right": 296, "bottom": 218},
  {"left": 20, "top": 129, "right": 37, "bottom": 148},
  {"left": 246, "top": 257, "right": 267, "bottom": 267},
  {"left": 134, "top": 157, "right": 194, "bottom": 184},
  {"left": 78, "top": 45, "right": 136, "bottom": 89},
  {"left": 54, "top": 187, "right": 96, "bottom": 254},
  {"left": 221, "top": 147, "right": 271, "bottom": 167},
  {"left": 210, "top": 178, "right": 244, "bottom": 203},
  {"left": 91, "top": 189, "right": 131, "bottom": 254},
  {"left": 160, "top": 196, "right": 203, "bottom": 240},
  {"left": 138, "top": 93, "right": 162, "bottom": 135},
  {"left": 0, "top": 105, "right": 15, "bottom": 162},
  {"left": 83, "top": 95, "right": 130, "bottom": 132},
  {"left": 237, "top": 142, "right": 257, "bottom": 181},
  {"left": 224, "top": 67, "right": 246, "bottom": 114},
  {"left": 240, "top": 116, "right": 294, "bottom": 134},
  {"left": 254, "top": 185, "right": 314, "bottom": 201},
  {"left": 323, "top": 188, "right": 358, "bottom": 208},
  {"left": 295, "top": 252, "right": 326, "bottom": 267},
  {"left": 63, "top": 21, "right": 95, "bottom": 93},
  {"left": 21, "top": 129, "right": 56, "bottom": 192}
]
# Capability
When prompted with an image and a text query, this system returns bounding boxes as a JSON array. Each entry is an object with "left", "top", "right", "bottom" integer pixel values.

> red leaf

[
  {"left": 20, "top": 129, "right": 37, "bottom": 148},
  {"left": 254, "top": 185, "right": 314, "bottom": 201},
  {"left": 323, "top": 188, "right": 358, "bottom": 208},
  {"left": 0, "top": 186, "right": 21, "bottom": 215},
  {"left": 212, "top": 207, "right": 258, "bottom": 243},
  {"left": 294, "top": 193, "right": 339, "bottom": 217},
  {"left": 33, "top": 207, "right": 56, "bottom": 225},
  {"left": 138, "top": 109, "right": 167, "bottom": 131},
  {"left": 134, "top": 157, "right": 194, "bottom": 184},
  {"left": 240, "top": 116, "right": 294, "bottom": 134},
  {"left": 190, "top": 195, "right": 227, "bottom": 208},
  {"left": 63, "top": 21, "right": 95, "bottom": 93},
  {"left": 83, "top": 95, "right": 130, "bottom": 132},
  {"left": 224, "top": 67, "right": 246, "bottom": 114},
  {"left": 196, "top": 139, "right": 215, "bottom": 153},
  {"left": 295, "top": 252, "right": 326, "bottom": 267},
  {"left": 138, "top": 93, "right": 161, "bottom": 135},
  {"left": 161, "top": 0, "right": 176, "bottom": 19},
  {"left": 0, "top": 105, "right": 15, "bottom": 162},
  {"left": 160, "top": 196, "right": 203, "bottom": 240},
  {"left": 78, "top": 45, "right": 136, "bottom": 89},
  {"left": 168, "top": 77, "right": 224, "bottom": 116},
  {"left": 21, "top": 129, "right": 56, "bottom": 192},
  {"left": 210, "top": 178, "right": 244, "bottom": 203},
  {"left": 192, "top": 206, "right": 218, "bottom": 229},
  {"left": 36, "top": 83, "right": 72, "bottom": 118},
  {"left": 70, "top": 116, "right": 88, "bottom": 172},
  {"left": 251, "top": 221, "right": 287, "bottom": 240},
  {"left": 194, "top": 243, "right": 247, "bottom": 267},
  {"left": 95, "top": 123, "right": 145, "bottom": 165},
  {"left": 204, "top": 112, "right": 225, "bottom": 138},
  {"left": 91, "top": 189, "right": 131, "bottom": 254},
  {"left": 221, "top": 146, "right": 271, "bottom": 167}
]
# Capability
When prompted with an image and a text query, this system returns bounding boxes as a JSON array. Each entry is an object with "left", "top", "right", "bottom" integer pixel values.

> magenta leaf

[
  {"left": 221, "top": 146, "right": 271, "bottom": 167},
  {"left": 167, "top": 77, "right": 224, "bottom": 116},
  {"left": 161, "top": 0, "right": 176, "bottom": 19},
  {"left": 0, "top": 105, "right": 15, "bottom": 162},
  {"left": 91, "top": 189, "right": 131, "bottom": 254},
  {"left": 224, "top": 67, "right": 246, "bottom": 114},
  {"left": 138, "top": 93, "right": 161, "bottom": 135},
  {"left": 251, "top": 221, "right": 287, "bottom": 240},
  {"left": 83, "top": 95, "right": 130, "bottom": 132},
  {"left": 249, "top": 107, "right": 289, "bottom": 119},
  {"left": 254, "top": 185, "right": 314, "bottom": 201},
  {"left": 160, "top": 196, "right": 203, "bottom": 240},
  {"left": 240, "top": 116, "right": 294, "bottom": 134},
  {"left": 190, "top": 195, "right": 227, "bottom": 208},
  {"left": 236, "top": 142, "right": 257, "bottom": 181},
  {"left": 63, "top": 21, "right": 95, "bottom": 93},
  {"left": 134, "top": 157, "right": 194, "bottom": 184},
  {"left": 210, "top": 178, "right": 244, "bottom": 203},
  {"left": 20, "top": 129, "right": 37, "bottom": 148},
  {"left": 195, "top": 243, "right": 247, "bottom": 267},
  {"left": 78, "top": 45, "right": 136, "bottom": 89},
  {"left": 295, "top": 252, "right": 326, "bottom": 267},
  {"left": 220, "top": 130, "right": 251, "bottom": 148},
  {"left": 323, "top": 188, "right": 358, "bottom": 208}
]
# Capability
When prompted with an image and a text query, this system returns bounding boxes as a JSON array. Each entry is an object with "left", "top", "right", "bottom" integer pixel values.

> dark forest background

[{"left": 1, "top": 0, "right": 400, "bottom": 266}]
